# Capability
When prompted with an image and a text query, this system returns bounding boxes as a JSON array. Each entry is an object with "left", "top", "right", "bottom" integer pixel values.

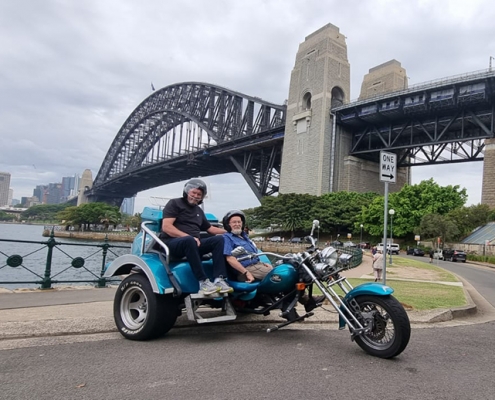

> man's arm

[
  {"left": 225, "top": 255, "right": 254, "bottom": 282},
  {"left": 162, "top": 218, "right": 188, "bottom": 237},
  {"left": 207, "top": 226, "right": 226, "bottom": 235}
]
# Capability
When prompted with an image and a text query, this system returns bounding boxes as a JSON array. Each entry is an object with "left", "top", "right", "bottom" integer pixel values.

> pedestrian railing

[{"left": 0, "top": 230, "right": 131, "bottom": 289}]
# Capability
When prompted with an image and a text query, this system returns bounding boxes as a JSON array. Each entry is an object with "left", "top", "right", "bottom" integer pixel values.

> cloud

[{"left": 1, "top": 0, "right": 493, "bottom": 214}]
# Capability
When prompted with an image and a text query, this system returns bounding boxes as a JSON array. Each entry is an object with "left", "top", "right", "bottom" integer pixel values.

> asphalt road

[
  {"left": 1, "top": 321, "right": 494, "bottom": 400},
  {"left": 405, "top": 255, "right": 495, "bottom": 307}
]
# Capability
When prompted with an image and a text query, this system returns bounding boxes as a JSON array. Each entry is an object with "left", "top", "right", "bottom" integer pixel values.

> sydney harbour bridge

[
  {"left": 86, "top": 68, "right": 495, "bottom": 207},
  {"left": 89, "top": 83, "right": 286, "bottom": 204}
]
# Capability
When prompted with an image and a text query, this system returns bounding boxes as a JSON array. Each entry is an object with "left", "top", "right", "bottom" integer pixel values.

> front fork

[{"left": 300, "top": 264, "right": 371, "bottom": 339}]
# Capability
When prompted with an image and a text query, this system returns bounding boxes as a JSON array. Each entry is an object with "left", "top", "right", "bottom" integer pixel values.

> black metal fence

[{"left": 0, "top": 231, "right": 131, "bottom": 289}]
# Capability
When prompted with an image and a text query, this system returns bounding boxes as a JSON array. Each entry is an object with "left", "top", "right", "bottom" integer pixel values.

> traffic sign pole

[
  {"left": 379, "top": 151, "right": 396, "bottom": 285},
  {"left": 382, "top": 181, "right": 388, "bottom": 284}
]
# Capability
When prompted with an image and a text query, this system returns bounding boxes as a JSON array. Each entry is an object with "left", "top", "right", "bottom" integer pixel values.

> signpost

[{"left": 380, "top": 151, "right": 397, "bottom": 284}]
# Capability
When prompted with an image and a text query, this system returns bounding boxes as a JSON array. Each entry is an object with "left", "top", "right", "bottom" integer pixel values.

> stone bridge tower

[
  {"left": 280, "top": 23, "right": 350, "bottom": 195},
  {"left": 280, "top": 24, "right": 410, "bottom": 196}
]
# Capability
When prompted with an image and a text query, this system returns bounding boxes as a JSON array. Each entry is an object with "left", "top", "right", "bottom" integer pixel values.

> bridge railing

[
  {"left": 334, "top": 67, "right": 495, "bottom": 110},
  {"left": 0, "top": 231, "right": 131, "bottom": 289}
]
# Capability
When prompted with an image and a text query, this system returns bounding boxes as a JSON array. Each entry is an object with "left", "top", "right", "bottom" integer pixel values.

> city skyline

[{"left": 0, "top": 1, "right": 493, "bottom": 219}]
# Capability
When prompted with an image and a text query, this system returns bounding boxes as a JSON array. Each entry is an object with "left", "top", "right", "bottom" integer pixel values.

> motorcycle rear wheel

[
  {"left": 114, "top": 274, "right": 178, "bottom": 341},
  {"left": 353, "top": 295, "right": 410, "bottom": 359}
]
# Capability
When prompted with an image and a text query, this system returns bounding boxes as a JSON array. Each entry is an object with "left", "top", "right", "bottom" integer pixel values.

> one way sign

[{"left": 380, "top": 151, "right": 396, "bottom": 183}]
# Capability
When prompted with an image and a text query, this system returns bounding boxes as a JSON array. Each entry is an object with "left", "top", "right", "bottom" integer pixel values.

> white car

[
  {"left": 432, "top": 249, "right": 444, "bottom": 260},
  {"left": 377, "top": 243, "right": 400, "bottom": 254}
]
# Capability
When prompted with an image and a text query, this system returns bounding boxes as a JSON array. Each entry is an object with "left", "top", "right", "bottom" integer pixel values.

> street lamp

[
  {"left": 389, "top": 209, "right": 395, "bottom": 264},
  {"left": 360, "top": 224, "right": 363, "bottom": 245}
]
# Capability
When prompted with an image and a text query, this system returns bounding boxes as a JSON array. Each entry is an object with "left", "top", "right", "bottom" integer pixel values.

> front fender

[
  {"left": 338, "top": 282, "right": 394, "bottom": 329},
  {"left": 104, "top": 254, "right": 173, "bottom": 295}
]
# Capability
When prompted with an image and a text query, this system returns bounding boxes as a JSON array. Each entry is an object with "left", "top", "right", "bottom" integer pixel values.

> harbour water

[{"left": 0, "top": 223, "right": 131, "bottom": 289}]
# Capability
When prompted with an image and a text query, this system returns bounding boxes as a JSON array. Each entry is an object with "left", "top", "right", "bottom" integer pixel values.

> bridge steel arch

[{"left": 91, "top": 82, "right": 286, "bottom": 204}]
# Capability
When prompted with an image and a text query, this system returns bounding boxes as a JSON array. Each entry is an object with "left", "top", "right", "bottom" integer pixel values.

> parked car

[
  {"left": 290, "top": 237, "right": 302, "bottom": 243},
  {"left": 251, "top": 236, "right": 264, "bottom": 242},
  {"left": 377, "top": 243, "right": 399, "bottom": 254},
  {"left": 330, "top": 240, "right": 343, "bottom": 247},
  {"left": 443, "top": 249, "right": 467, "bottom": 262},
  {"left": 343, "top": 241, "right": 357, "bottom": 248},
  {"left": 270, "top": 236, "right": 282, "bottom": 242},
  {"left": 432, "top": 249, "right": 444, "bottom": 260},
  {"left": 407, "top": 248, "right": 425, "bottom": 256},
  {"left": 358, "top": 242, "right": 371, "bottom": 249},
  {"left": 387, "top": 243, "right": 400, "bottom": 255}
]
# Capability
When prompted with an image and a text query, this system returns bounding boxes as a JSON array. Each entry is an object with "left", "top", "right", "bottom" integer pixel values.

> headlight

[
  {"left": 314, "top": 262, "right": 333, "bottom": 277},
  {"left": 339, "top": 253, "right": 353, "bottom": 266},
  {"left": 320, "top": 246, "right": 338, "bottom": 267}
]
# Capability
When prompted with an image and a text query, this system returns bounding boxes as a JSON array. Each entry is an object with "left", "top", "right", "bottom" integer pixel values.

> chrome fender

[
  {"left": 104, "top": 254, "right": 174, "bottom": 295},
  {"left": 338, "top": 282, "right": 394, "bottom": 329}
]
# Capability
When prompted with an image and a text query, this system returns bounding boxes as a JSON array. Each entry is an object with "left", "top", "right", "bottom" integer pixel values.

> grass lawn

[
  {"left": 386, "top": 256, "right": 459, "bottom": 282},
  {"left": 350, "top": 278, "right": 466, "bottom": 311},
  {"left": 313, "top": 256, "right": 467, "bottom": 311}
]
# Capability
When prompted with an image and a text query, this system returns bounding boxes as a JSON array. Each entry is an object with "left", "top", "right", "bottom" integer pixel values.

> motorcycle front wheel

[{"left": 353, "top": 295, "right": 411, "bottom": 359}]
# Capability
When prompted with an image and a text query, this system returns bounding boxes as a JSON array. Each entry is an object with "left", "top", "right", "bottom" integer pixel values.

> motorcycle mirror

[
  {"left": 310, "top": 219, "right": 319, "bottom": 237},
  {"left": 231, "top": 246, "right": 248, "bottom": 257}
]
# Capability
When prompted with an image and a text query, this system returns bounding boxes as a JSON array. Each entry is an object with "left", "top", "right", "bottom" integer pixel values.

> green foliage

[
  {"left": 419, "top": 213, "right": 459, "bottom": 243},
  {"left": 20, "top": 203, "right": 71, "bottom": 221},
  {"left": 56, "top": 202, "right": 121, "bottom": 229},
  {"left": 244, "top": 178, "right": 474, "bottom": 241},
  {"left": 0, "top": 211, "right": 15, "bottom": 221},
  {"left": 121, "top": 213, "right": 142, "bottom": 230},
  {"left": 360, "top": 179, "right": 467, "bottom": 237},
  {"left": 448, "top": 204, "right": 492, "bottom": 239},
  {"left": 313, "top": 191, "right": 379, "bottom": 236},
  {"left": 467, "top": 254, "right": 495, "bottom": 265}
]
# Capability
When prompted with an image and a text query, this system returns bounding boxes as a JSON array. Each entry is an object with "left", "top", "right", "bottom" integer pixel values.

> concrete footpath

[{"left": 1, "top": 254, "right": 495, "bottom": 341}]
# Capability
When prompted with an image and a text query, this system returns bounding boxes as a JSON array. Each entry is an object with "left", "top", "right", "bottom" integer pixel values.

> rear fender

[
  {"left": 338, "top": 282, "right": 394, "bottom": 329},
  {"left": 104, "top": 254, "right": 172, "bottom": 294}
]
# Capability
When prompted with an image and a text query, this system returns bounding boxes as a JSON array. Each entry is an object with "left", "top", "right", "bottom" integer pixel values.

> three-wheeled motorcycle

[{"left": 104, "top": 207, "right": 411, "bottom": 359}]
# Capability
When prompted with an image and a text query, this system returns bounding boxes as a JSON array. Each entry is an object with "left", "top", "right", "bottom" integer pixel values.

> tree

[
  {"left": 312, "top": 191, "right": 379, "bottom": 237},
  {"left": 21, "top": 203, "right": 71, "bottom": 221},
  {"left": 361, "top": 179, "right": 467, "bottom": 237},
  {"left": 56, "top": 203, "right": 121, "bottom": 230},
  {"left": 448, "top": 204, "right": 491, "bottom": 239},
  {"left": 419, "top": 213, "right": 459, "bottom": 243}
]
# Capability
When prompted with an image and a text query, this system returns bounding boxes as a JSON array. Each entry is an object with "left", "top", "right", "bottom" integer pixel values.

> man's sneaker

[
  {"left": 199, "top": 279, "right": 220, "bottom": 296},
  {"left": 214, "top": 277, "right": 234, "bottom": 294}
]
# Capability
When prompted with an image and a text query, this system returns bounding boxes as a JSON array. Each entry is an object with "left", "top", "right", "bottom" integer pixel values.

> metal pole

[
  {"left": 382, "top": 182, "right": 389, "bottom": 284},
  {"left": 389, "top": 213, "right": 393, "bottom": 264},
  {"left": 42, "top": 230, "right": 56, "bottom": 289}
]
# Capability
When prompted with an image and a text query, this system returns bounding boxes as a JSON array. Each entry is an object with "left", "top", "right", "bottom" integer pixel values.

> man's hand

[
  {"left": 194, "top": 237, "right": 201, "bottom": 246},
  {"left": 245, "top": 270, "right": 255, "bottom": 283}
]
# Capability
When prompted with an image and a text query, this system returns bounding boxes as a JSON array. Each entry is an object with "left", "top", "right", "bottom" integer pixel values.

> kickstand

[{"left": 266, "top": 312, "right": 314, "bottom": 333}]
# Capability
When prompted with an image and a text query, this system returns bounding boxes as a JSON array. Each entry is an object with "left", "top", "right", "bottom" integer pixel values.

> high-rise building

[
  {"left": 120, "top": 196, "right": 135, "bottom": 215},
  {"left": 21, "top": 196, "right": 40, "bottom": 207},
  {"left": 8, "top": 188, "right": 13, "bottom": 206},
  {"left": 33, "top": 185, "right": 48, "bottom": 204},
  {"left": 0, "top": 172, "right": 11, "bottom": 206},
  {"left": 61, "top": 176, "right": 74, "bottom": 199},
  {"left": 46, "top": 183, "right": 63, "bottom": 204}
]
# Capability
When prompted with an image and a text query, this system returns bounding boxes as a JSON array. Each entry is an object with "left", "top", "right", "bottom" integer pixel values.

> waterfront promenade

[{"left": 2, "top": 254, "right": 495, "bottom": 348}]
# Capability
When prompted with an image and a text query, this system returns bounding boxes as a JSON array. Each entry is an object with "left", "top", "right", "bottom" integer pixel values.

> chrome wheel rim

[
  {"left": 120, "top": 286, "right": 148, "bottom": 330},
  {"left": 360, "top": 302, "right": 395, "bottom": 350}
]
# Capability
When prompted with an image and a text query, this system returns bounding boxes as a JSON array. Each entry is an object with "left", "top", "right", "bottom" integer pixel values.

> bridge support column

[
  {"left": 482, "top": 138, "right": 495, "bottom": 208},
  {"left": 77, "top": 169, "right": 93, "bottom": 206},
  {"left": 280, "top": 23, "right": 350, "bottom": 195}
]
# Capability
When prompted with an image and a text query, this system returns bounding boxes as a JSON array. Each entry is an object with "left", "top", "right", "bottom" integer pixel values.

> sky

[{"left": 1, "top": 0, "right": 494, "bottom": 218}]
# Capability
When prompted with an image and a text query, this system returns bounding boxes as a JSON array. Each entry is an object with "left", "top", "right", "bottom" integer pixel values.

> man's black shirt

[{"left": 160, "top": 197, "right": 211, "bottom": 239}]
